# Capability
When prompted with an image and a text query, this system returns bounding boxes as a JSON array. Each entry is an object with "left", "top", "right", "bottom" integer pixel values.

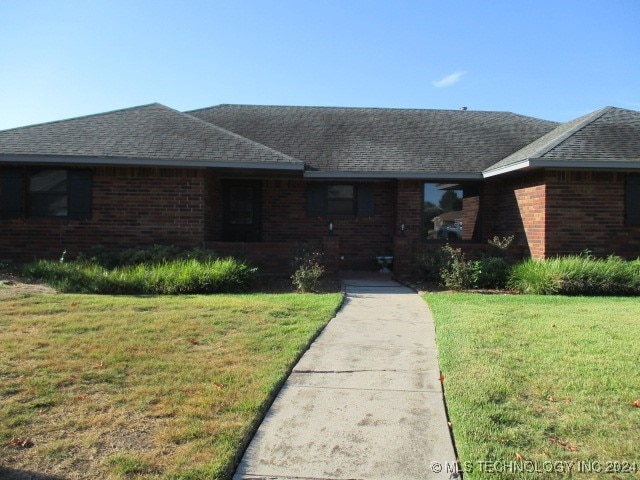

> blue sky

[{"left": 1, "top": 0, "right": 638, "bottom": 130}]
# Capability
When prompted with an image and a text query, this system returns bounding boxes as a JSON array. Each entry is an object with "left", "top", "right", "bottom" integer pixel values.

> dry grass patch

[{"left": 0, "top": 291, "right": 342, "bottom": 479}]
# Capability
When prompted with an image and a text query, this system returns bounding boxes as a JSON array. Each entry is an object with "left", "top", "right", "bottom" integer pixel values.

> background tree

[{"left": 439, "top": 190, "right": 462, "bottom": 211}]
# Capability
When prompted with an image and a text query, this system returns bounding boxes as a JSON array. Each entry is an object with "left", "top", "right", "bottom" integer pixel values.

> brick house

[{"left": 1, "top": 103, "right": 639, "bottom": 274}]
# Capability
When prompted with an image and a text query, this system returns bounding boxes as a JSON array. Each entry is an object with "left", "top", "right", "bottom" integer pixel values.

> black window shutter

[
  {"left": 0, "top": 168, "right": 24, "bottom": 218},
  {"left": 356, "top": 184, "right": 374, "bottom": 217},
  {"left": 626, "top": 174, "right": 640, "bottom": 225},
  {"left": 67, "top": 169, "right": 92, "bottom": 219},
  {"left": 307, "top": 184, "right": 327, "bottom": 216}
]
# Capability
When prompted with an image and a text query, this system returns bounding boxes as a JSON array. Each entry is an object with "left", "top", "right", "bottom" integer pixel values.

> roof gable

[
  {"left": 0, "top": 103, "right": 302, "bottom": 169},
  {"left": 485, "top": 106, "right": 640, "bottom": 175}
]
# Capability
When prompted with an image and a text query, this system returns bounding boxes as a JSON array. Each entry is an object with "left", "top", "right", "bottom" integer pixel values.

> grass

[
  {"left": 0, "top": 291, "right": 342, "bottom": 479},
  {"left": 426, "top": 293, "right": 640, "bottom": 480}
]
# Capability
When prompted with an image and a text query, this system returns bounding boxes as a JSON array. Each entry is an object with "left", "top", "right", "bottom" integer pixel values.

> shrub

[
  {"left": 475, "top": 257, "right": 511, "bottom": 289},
  {"left": 22, "top": 257, "right": 256, "bottom": 295},
  {"left": 487, "top": 235, "right": 514, "bottom": 253},
  {"left": 77, "top": 245, "right": 218, "bottom": 268},
  {"left": 439, "top": 245, "right": 479, "bottom": 290},
  {"left": 291, "top": 249, "right": 325, "bottom": 293},
  {"left": 414, "top": 247, "right": 449, "bottom": 281},
  {"left": 508, "top": 255, "right": 640, "bottom": 295}
]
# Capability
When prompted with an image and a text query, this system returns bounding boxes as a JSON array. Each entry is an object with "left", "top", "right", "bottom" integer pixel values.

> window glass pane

[
  {"left": 28, "top": 170, "right": 69, "bottom": 216},
  {"left": 424, "top": 183, "right": 463, "bottom": 240},
  {"left": 327, "top": 199, "right": 354, "bottom": 216},
  {"left": 626, "top": 174, "right": 640, "bottom": 225},
  {"left": 29, "top": 194, "right": 68, "bottom": 216},
  {"left": 30, "top": 170, "right": 67, "bottom": 193},
  {"left": 327, "top": 185, "right": 355, "bottom": 215},
  {"left": 328, "top": 185, "right": 354, "bottom": 200},
  {"left": 229, "top": 187, "right": 254, "bottom": 225}
]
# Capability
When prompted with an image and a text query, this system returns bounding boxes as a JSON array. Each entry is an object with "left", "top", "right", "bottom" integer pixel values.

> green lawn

[
  {"left": 0, "top": 291, "right": 342, "bottom": 479},
  {"left": 426, "top": 294, "right": 640, "bottom": 480}
]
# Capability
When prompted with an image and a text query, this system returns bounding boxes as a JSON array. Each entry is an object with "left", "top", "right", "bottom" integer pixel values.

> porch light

[
  {"left": 400, "top": 222, "right": 406, "bottom": 236},
  {"left": 329, "top": 222, "right": 334, "bottom": 235}
]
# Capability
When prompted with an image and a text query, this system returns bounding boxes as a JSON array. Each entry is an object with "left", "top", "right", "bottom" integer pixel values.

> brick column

[
  {"left": 392, "top": 235, "right": 413, "bottom": 276},
  {"left": 392, "top": 180, "right": 423, "bottom": 276},
  {"left": 322, "top": 236, "right": 340, "bottom": 274}
]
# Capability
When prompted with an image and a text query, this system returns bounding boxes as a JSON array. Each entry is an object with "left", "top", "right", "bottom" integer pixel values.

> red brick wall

[
  {"left": 483, "top": 172, "right": 546, "bottom": 258},
  {"left": 392, "top": 180, "right": 423, "bottom": 273},
  {"left": 483, "top": 170, "right": 640, "bottom": 260},
  {"left": 0, "top": 166, "right": 206, "bottom": 262},
  {"left": 545, "top": 170, "right": 640, "bottom": 258},
  {"left": 0, "top": 167, "right": 444, "bottom": 274},
  {"left": 207, "top": 176, "right": 398, "bottom": 271}
]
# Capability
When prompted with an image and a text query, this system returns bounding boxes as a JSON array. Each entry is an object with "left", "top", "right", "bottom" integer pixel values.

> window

[
  {"left": 0, "top": 167, "right": 92, "bottom": 219},
  {"left": 626, "top": 174, "right": 640, "bottom": 226},
  {"left": 307, "top": 183, "right": 374, "bottom": 217},
  {"left": 221, "top": 180, "right": 262, "bottom": 242},
  {"left": 424, "top": 183, "right": 463, "bottom": 240},
  {"left": 327, "top": 185, "right": 354, "bottom": 215},
  {"left": 29, "top": 169, "right": 68, "bottom": 217},
  {"left": 228, "top": 186, "right": 255, "bottom": 225}
]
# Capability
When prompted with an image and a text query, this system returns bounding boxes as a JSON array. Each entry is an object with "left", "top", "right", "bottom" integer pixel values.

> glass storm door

[{"left": 222, "top": 180, "right": 262, "bottom": 242}]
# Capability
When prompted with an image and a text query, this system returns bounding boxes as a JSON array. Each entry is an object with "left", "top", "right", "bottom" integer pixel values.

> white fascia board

[
  {"left": 0, "top": 154, "right": 305, "bottom": 171},
  {"left": 483, "top": 158, "right": 640, "bottom": 178},
  {"left": 482, "top": 160, "right": 531, "bottom": 178}
]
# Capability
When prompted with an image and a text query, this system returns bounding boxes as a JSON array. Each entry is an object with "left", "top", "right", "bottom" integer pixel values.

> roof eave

[
  {"left": 483, "top": 158, "right": 640, "bottom": 178},
  {"left": 0, "top": 154, "right": 304, "bottom": 171},
  {"left": 304, "top": 171, "right": 483, "bottom": 180},
  {"left": 482, "top": 160, "right": 531, "bottom": 178}
]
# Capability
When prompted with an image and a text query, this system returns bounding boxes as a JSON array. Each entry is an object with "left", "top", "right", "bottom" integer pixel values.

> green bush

[
  {"left": 475, "top": 257, "right": 511, "bottom": 289},
  {"left": 508, "top": 255, "right": 640, "bottom": 295},
  {"left": 291, "top": 249, "right": 325, "bottom": 293},
  {"left": 439, "top": 245, "right": 479, "bottom": 291},
  {"left": 22, "top": 258, "right": 256, "bottom": 295},
  {"left": 414, "top": 247, "right": 449, "bottom": 281},
  {"left": 77, "top": 245, "right": 218, "bottom": 268},
  {"left": 487, "top": 235, "right": 514, "bottom": 256}
]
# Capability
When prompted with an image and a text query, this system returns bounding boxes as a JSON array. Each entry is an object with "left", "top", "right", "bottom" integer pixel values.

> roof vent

[{"left": 460, "top": 106, "right": 468, "bottom": 111}]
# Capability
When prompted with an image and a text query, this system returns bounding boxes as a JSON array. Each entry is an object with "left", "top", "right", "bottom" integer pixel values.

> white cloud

[{"left": 432, "top": 71, "right": 466, "bottom": 88}]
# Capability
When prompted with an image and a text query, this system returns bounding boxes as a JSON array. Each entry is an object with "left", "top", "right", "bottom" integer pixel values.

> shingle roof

[
  {"left": 485, "top": 106, "right": 640, "bottom": 174},
  {"left": 187, "top": 105, "right": 558, "bottom": 176},
  {"left": 4, "top": 102, "right": 637, "bottom": 178},
  {"left": 0, "top": 103, "right": 302, "bottom": 169}
]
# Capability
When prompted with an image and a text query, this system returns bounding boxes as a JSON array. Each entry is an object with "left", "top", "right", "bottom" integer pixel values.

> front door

[{"left": 222, "top": 180, "right": 262, "bottom": 242}]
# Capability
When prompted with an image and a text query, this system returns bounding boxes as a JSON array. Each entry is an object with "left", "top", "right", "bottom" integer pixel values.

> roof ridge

[
  {"left": 529, "top": 106, "right": 614, "bottom": 159},
  {"left": 175, "top": 108, "right": 303, "bottom": 165},
  {"left": 186, "top": 104, "right": 546, "bottom": 117},
  {"left": 0, "top": 103, "right": 165, "bottom": 133}
]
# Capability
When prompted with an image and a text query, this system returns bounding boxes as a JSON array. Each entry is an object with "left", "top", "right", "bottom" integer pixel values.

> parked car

[{"left": 437, "top": 222, "right": 462, "bottom": 240}]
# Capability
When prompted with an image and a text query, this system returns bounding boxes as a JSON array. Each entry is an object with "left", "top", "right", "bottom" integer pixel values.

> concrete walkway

[{"left": 233, "top": 276, "right": 457, "bottom": 480}]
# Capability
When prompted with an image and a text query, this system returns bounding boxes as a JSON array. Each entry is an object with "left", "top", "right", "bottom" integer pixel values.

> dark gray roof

[
  {"left": 485, "top": 106, "right": 640, "bottom": 174},
  {"left": 187, "top": 105, "right": 558, "bottom": 176},
  {"left": 0, "top": 103, "right": 302, "bottom": 169}
]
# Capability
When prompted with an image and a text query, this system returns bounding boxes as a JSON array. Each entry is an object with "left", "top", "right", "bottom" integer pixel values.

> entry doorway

[{"left": 222, "top": 180, "right": 262, "bottom": 242}]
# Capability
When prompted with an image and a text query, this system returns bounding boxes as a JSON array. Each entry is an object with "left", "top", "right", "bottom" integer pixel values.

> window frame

[
  {"left": 0, "top": 167, "right": 92, "bottom": 220},
  {"left": 326, "top": 184, "right": 356, "bottom": 216},
  {"left": 28, "top": 169, "right": 69, "bottom": 218},
  {"left": 306, "top": 183, "right": 374, "bottom": 218},
  {"left": 423, "top": 182, "right": 464, "bottom": 242},
  {"left": 626, "top": 173, "right": 640, "bottom": 226}
]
